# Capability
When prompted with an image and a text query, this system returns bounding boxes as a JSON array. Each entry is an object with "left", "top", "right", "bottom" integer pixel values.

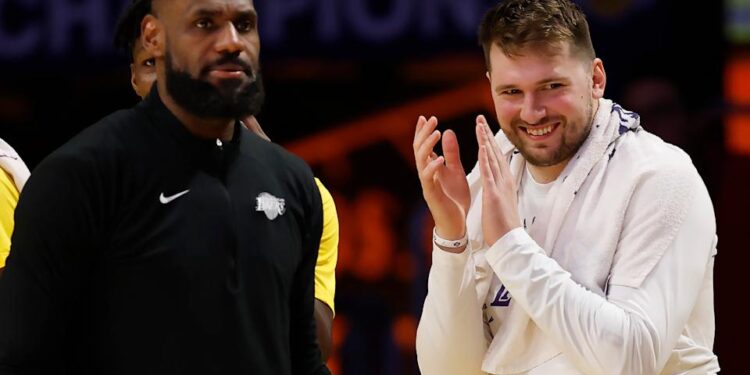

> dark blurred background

[{"left": 1, "top": 0, "right": 746, "bottom": 373}]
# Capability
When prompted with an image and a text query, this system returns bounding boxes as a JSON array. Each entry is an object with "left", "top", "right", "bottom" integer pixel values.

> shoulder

[
  {"left": 608, "top": 130, "right": 715, "bottom": 287},
  {"left": 612, "top": 128, "right": 714, "bottom": 236},
  {"left": 0, "top": 170, "right": 18, "bottom": 201},
  {"left": 0, "top": 170, "right": 19, "bottom": 219},
  {"left": 0, "top": 170, "right": 18, "bottom": 262},
  {"left": 28, "top": 108, "right": 144, "bottom": 189},
  {"left": 261, "top": 137, "right": 313, "bottom": 176},
  {"left": 315, "top": 178, "right": 339, "bottom": 245},
  {"left": 613, "top": 129, "right": 704, "bottom": 192},
  {"left": 51, "top": 108, "right": 141, "bottom": 158},
  {"left": 242, "top": 131, "right": 317, "bottom": 191},
  {"left": 604, "top": 129, "right": 713, "bottom": 244},
  {"left": 315, "top": 178, "right": 336, "bottom": 211}
]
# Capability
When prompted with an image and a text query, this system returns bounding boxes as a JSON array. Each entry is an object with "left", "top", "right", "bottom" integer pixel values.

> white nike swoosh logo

[{"left": 159, "top": 190, "right": 190, "bottom": 204}]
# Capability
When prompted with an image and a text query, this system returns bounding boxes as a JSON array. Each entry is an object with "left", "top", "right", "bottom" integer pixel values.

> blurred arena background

[{"left": 0, "top": 0, "right": 746, "bottom": 373}]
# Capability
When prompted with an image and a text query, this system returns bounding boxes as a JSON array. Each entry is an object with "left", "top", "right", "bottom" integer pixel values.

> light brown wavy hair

[{"left": 478, "top": 0, "right": 596, "bottom": 69}]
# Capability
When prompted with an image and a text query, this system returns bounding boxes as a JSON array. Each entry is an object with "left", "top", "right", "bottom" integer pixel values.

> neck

[
  {"left": 157, "top": 80, "right": 235, "bottom": 141},
  {"left": 527, "top": 161, "right": 568, "bottom": 184}
]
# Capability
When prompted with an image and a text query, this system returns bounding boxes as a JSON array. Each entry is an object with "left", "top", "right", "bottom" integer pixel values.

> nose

[
  {"left": 519, "top": 93, "right": 547, "bottom": 125},
  {"left": 215, "top": 23, "right": 243, "bottom": 54}
]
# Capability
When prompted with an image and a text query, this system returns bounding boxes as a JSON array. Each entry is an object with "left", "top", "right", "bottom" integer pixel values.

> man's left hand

[{"left": 475, "top": 115, "right": 521, "bottom": 246}]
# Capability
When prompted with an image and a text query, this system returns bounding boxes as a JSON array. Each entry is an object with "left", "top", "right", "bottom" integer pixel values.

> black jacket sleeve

[
  {"left": 289, "top": 175, "right": 330, "bottom": 375},
  {"left": 0, "top": 149, "right": 108, "bottom": 374}
]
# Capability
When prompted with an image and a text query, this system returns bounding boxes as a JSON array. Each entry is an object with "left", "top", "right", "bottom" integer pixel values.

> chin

[{"left": 521, "top": 149, "right": 557, "bottom": 166}]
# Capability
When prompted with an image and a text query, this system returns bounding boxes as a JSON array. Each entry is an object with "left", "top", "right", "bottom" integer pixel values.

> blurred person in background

[
  {"left": 622, "top": 76, "right": 689, "bottom": 149},
  {"left": 0, "top": 138, "right": 29, "bottom": 278}
]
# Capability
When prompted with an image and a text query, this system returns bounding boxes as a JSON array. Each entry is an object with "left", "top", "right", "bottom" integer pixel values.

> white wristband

[{"left": 433, "top": 227, "right": 468, "bottom": 248}]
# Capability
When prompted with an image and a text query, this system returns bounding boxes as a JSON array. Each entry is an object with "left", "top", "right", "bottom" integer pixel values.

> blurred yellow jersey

[
  {"left": 314, "top": 178, "right": 338, "bottom": 314},
  {"left": 0, "top": 170, "right": 20, "bottom": 268}
]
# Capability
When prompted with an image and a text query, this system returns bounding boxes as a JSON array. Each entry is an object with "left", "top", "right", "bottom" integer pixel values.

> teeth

[{"left": 527, "top": 125, "right": 553, "bottom": 136}]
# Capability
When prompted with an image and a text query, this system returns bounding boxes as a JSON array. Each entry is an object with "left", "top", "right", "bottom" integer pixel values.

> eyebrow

[
  {"left": 494, "top": 84, "right": 517, "bottom": 94},
  {"left": 190, "top": 8, "right": 257, "bottom": 20},
  {"left": 494, "top": 77, "right": 570, "bottom": 93}
]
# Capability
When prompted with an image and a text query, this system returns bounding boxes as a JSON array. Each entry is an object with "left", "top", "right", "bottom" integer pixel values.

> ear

[
  {"left": 141, "top": 14, "right": 164, "bottom": 58},
  {"left": 485, "top": 71, "right": 491, "bottom": 82},
  {"left": 591, "top": 58, "right": 606, "bottom": 99},
  {"left": 130, "top": 63, "right": 138, "bottom": 93}
]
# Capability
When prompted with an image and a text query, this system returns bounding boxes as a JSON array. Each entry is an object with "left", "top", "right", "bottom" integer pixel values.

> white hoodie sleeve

[
  {"left": 483, "top": 170, "right": 716, "bottom": 374},
  {"left": 416, "top": 243, "right": 489, "bottom": 375}
]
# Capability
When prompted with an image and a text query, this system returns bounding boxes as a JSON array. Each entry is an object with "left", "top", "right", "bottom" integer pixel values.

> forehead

[
  {"left": 156, "top": 0, "right": 254, "bottom": 18},
  {"left": 488, "top": 43, "right": 583, "bottom": 83},
  {"left": 181, "top": 0, "right": 255, "bottom": 14}
]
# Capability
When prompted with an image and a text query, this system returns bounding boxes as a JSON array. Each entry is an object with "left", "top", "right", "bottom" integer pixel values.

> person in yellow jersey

[
  {"left": 0, "top": 138, "right": 30, "bottom": 278},
  {"left": 113, "top": 0, "right": 338, "bottom": 358}
]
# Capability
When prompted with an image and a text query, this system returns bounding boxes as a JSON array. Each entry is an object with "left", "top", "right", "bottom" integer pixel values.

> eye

[
  {"left": 545, "top": 83, "right": 564, "bottom": 90},
  {"left": 196, "top": 18, "right": 213, "bottom": 29},
  {"left": 501, "top": 89, "right": 521, "bottom": 96},
  {"left": 143, "top": 58, "right": 155, "bottom": 67},
  {"left": 235, "top": 18, "right": 256, "bottom": 32}
]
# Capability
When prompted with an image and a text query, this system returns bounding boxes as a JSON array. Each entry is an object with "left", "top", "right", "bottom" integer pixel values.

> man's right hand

[{"left": 413, "top": 116, "right": 470, "bottom": 252}]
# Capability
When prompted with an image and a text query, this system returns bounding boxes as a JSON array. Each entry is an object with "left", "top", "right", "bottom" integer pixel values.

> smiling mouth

[{"left": 520, "top": 122, "right": 559, "bottom": 137}]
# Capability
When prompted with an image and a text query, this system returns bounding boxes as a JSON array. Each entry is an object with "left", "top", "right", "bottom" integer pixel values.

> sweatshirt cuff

[{"left": 432, "top": 242, "right": 472, "bottom": 268}]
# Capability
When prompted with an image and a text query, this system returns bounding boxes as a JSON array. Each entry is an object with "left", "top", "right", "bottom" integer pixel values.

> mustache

[
  {"left": 512, "top": 116, "right": 563, "bottom": 127},
  {"left": 200, "top": 54, "right": 255, "bottom": 77}
]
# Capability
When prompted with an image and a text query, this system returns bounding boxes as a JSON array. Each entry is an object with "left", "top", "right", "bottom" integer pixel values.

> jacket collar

[{"left": 138, "top": 84, "right": 243, "bottom": 157}]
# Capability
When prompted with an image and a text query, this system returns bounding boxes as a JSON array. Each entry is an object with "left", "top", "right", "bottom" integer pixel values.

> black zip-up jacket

[{"left": 0, "top": 89, "right": 328, "bottom": 375}]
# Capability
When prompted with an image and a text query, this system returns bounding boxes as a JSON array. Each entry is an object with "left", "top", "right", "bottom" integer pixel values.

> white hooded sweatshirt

[{"left": 416, "top": 99, "right": 719, "bottom": 375}]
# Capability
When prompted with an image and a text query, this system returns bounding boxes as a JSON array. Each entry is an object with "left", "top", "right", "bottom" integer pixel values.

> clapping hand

[
  {"left": 413, "top": 116, "right": 470, "bottom": 252},
  {"left": 475, "top": 115, "right": 521, "bottom": 246}
]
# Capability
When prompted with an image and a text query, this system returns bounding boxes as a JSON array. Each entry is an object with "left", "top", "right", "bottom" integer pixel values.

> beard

[
  {"left": 164, "top": 51, "right": 265, "bottom": 119},
  {"left": 507, "top": 101, "right": 594, "bottom": 167}
]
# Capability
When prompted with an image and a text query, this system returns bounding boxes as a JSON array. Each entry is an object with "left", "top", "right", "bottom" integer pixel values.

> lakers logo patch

[{"left": 255, "top": 192, "right": 286, "bottom": 220}]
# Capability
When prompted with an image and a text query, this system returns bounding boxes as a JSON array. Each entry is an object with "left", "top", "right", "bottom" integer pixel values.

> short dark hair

[
  {"left": 478, "top": 0, "right": 595, "bottom": 69},
  {"left": 113, "top": 0, "right": 152, "bottom": 61}
]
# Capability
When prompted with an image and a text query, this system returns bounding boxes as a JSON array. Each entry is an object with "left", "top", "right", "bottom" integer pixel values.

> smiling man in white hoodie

[{"left": 412, "top": 0, "right": 719, "bottom": 374}]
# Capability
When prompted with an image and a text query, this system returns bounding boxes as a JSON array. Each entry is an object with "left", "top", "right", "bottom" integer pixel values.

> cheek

[
  {"left": 547, "top": 92, "right": 583, "bottom": 120},
  {"left": 246, "top": 37, "right": 261, "bottom": 56},
  {"left": 547, "top": 88, "right": 575, "bottom": 106},
  {"left": 144, "top": 70, "right": 157, "bottom": 85},
  {"left": 167, "top": 44, "right": 194, "bottom": 72},
  {"left": 134, "top": 69, "right": 157, "bottom": 93},
  {"left": 492, "top": 98, "right": 518, "bottom": 128}
]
